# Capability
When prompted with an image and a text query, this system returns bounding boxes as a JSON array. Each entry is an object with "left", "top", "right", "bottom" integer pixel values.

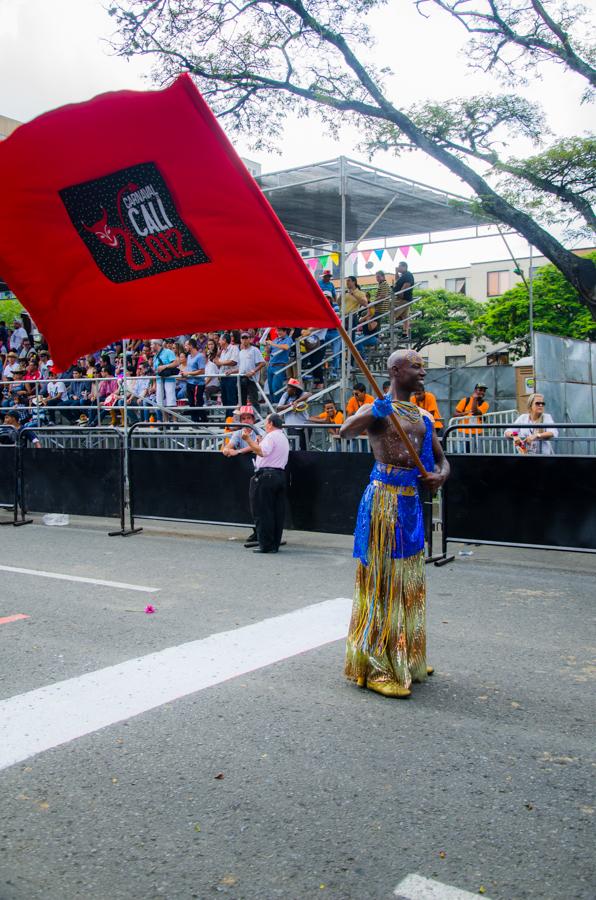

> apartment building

[
  {"left": 356, "top": 250, "right": 596, "bottom": 368},
  {"left": 410, "top": 253, "right": 549, "bottom": 367}
]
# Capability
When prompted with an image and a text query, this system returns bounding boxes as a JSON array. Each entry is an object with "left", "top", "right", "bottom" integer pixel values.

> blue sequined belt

[
  {"left": 369, "top": 461, "right": 419, "bottom": 488},
  {"left": 353, "top": 462, "right": 424, "bottom": 564}
]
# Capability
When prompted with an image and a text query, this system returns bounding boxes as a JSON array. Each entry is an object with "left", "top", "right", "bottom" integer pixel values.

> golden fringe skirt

[{"left": 344, "top": 479, "right": 427, "bottom": 690}]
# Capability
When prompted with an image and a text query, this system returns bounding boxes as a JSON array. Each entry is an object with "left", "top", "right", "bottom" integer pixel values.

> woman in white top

[
  {"left": 204, "top": 337, "right": 221, "bottom": 405},
  {"left": 505, "top": 393, "right": 558, "bottom": 455}
]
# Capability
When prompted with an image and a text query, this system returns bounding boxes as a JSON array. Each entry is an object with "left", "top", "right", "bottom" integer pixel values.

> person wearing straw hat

[
  {"left": 276, "top": 377, "right": 311, "bottom": 451},
  {"left": 340, "top": 349, "right": 449, "bottom": 699},
  {"left": 222, "top": 405, "right": 267, "bottom": 548}
]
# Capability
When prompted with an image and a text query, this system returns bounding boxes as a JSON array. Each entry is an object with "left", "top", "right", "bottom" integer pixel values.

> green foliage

[
  {"left": 0, "top": 297, "right": 25, "bottom": 326},
  {"left": 495, "top": 135, "right": 596, "bottom": 240},
  {"left": 479, "top": 252, "right": 596, "bottom": 354},
  {"left": 409, "top": 288, "right": 485, "bottom": 352},
  {"left": 407, "top": 95, "right": 546, "bottom": 152},
  {"left": 109, "top": 0, "right": 596, "bottom": 305}
]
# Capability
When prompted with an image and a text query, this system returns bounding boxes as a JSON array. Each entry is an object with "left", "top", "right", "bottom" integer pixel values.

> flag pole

[{"left": 335, "top": 320, "right": 428, "bottom": 476}]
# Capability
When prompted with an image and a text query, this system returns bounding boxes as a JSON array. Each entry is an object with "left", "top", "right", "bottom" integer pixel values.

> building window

[
  {"left": 417, "top": 280, "right": 429, "bottom": 290},
  {"left": 445, "top": 277, "right": 467, "bottom": 295},
  {"left": 445, "top": 355, "right": 466, "bottom": 368},
  {"left": 487, "top": 270, "right": 509, "bottom": 296}
]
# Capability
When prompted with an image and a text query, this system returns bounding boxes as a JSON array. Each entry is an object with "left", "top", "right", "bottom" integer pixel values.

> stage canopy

[{"left": 256, "top": 156, "right": 492, "bottom": 250}]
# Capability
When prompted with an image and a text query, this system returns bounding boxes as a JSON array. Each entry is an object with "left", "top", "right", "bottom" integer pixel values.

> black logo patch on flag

[{"left": 59, "top": 162, "right": 210, "bottom": 283}]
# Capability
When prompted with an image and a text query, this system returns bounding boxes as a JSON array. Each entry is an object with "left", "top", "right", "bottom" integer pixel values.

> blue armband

[{"left": 371, "top": 396, "right": 394, "bottom": 418}]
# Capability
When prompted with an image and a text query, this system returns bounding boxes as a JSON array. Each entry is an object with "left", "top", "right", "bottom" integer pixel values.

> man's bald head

[
  {"left": 386, "top": 349, "right": 426, "bottom": 396},
  {"left": 387, "top": 349, "right": 423, "bottom": 372}
]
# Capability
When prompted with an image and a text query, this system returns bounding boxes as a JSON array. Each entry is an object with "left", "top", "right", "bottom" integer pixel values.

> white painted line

[
  {"left": 0, "top": 564, "right": 159, "bottom": 594},
  {"left": 395, "top": 874, "right": 492, "bottom": 900},
  {"left": 0, "top": 597, "right": 352, "bottom": 771}
]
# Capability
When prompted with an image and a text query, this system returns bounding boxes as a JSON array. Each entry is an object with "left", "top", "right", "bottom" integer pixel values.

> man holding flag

[{"left": 340, "top": 350, "right": 449, "bottom": 699}]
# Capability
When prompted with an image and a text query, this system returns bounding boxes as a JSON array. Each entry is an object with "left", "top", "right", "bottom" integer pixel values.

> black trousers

[
  {"left": 240, "top": 376, "right": 261, "bottom": 411},
  {"left": 186, "top": 383, "right": 207, "bottom": 422},
  {"left": 249, "top": 468, "right": 286, "bottom": 551},
  {"left": 220, "top": 377, "right": 238, "bottom": 416},
  {"left": 307, "top": 346, "right": 326, "bottom": 384}
]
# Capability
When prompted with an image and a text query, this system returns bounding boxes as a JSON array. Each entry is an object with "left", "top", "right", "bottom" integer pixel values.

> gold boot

[{"left": 366, "top": 680, "right": 411, "bottom": 699}]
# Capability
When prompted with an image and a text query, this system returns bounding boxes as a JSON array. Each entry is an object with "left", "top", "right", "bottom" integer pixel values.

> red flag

[{"left": 0, "top": 75, "right": 338, "bottom": 371}]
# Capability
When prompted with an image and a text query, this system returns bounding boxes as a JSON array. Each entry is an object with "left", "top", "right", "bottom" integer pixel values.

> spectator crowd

[{"left": 1, "top": 265, "right": 447, "bottom": 449}]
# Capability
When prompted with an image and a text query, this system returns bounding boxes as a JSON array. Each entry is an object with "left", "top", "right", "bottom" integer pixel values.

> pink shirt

[{"left": 256, "top": 428, "right": 290, "bottom": 470}]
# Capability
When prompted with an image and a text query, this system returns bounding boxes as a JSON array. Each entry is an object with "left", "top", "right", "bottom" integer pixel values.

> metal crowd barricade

[
  {"left": 433, "top": 422, "right": 596, "bottom": 566},
  {"left": 0, "top": 424, "right": 30, "bottom": 527},
  {"left": 10, "top": 426, "right": 129, "bottom": 535},
  {"left": 445, "top": 414, "right": 596, "bottom": 456}
]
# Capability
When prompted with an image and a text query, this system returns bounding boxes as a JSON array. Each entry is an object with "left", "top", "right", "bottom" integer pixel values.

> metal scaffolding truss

[{"left": 256, "top": 156, "right": 493, "bottom": 250}]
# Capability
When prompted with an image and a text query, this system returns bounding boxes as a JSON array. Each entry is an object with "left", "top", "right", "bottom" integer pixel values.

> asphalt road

[{"left": 0, "top": 517, "right": 594, "bottom": 900}]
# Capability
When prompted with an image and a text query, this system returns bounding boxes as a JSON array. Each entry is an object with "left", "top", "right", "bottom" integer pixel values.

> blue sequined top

[{"left": 353, "top": 413, "right": 435, "bottom": 564}]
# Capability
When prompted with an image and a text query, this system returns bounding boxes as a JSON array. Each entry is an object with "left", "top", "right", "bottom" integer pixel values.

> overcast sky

[{"left": 1, "top": 0, "right": 592, "bottom": 270}]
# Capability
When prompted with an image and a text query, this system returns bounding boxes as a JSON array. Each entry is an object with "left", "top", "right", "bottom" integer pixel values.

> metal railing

[
  {"left": 271, "top": 289, "right": 421, "bottom": 385},
  {"left": 14, "top": 419, "right": 368, "bottom": 454},
  {"left": 0, "top": 371, "right": 274, "bottom": 425},
  {"left": 444, "top": 421, "right": 596, "bottom": 456}
]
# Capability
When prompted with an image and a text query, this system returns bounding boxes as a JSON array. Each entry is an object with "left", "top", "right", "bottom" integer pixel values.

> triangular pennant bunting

[
  {"left": 361, "top": 250, "right": 373, "bottom": 263},
  {"left": 306, "top": 258, "right": 319, "bottom": 276},
  {"left": 412, "top": 243, "right": 424, "bottom": 255},
  {"left": 319, "top": 254, "right": 330, "bottom": 270},
  {"left": 386, "top": 248, "right": 398, "bottom": 262},
  {"left": 399, "top": 246, "right": 411, "bottom": 258},
  {"left": 373, "top": 249, "right": 384, "bottom": 262}
]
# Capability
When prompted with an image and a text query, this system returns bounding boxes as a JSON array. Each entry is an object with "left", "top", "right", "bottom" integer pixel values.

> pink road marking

[{"left": 0, "top": 614, "right": 29, "bottom": 626}]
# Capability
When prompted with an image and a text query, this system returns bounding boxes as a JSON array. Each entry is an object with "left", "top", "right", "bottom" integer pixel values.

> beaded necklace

[{"left": 391, "top": 399, "right": 422, "bottom": 424}]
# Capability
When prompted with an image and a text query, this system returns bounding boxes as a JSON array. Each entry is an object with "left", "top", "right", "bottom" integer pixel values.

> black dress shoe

[
  {"left": 246, "top": 533, "right": 257, "bottom": 542},
  {"left": 253, "top": 547, "right": 278, "bottom": 553},
  {"left": 244, "top": 540, "right": 259, "bottom": 548}
]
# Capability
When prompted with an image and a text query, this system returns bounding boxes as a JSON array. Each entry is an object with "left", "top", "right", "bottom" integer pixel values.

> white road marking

[
  {"left": 0, "top": 564, "right": 159, "bottom": 594},
  {"left": 395, "top": 874, "right": 492, "bottom": 899},
  {"left": 0, "top": 596, "right": 352, "bottom": 771}
]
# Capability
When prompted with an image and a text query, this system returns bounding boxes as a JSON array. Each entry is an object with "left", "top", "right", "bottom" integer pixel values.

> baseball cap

[
  {"left": 475, "top": 382, "right": 488, "bottom": 389},
  {"left": 322, "top": 269, "right": 332, "bottom": 275},
  {"left": 241, "top": 332, "right": 250, "bottom": 338},
  {"left": 238, "top": 405, "right": 255, "bottom": 417},
  {"left": 287, "top": 378, "right": 302, "bottom": 388}
]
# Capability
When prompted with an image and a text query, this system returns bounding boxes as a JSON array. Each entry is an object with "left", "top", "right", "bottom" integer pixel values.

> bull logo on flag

[{"left": 60, "top": 161, "right": 210, "bottom": 283}]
